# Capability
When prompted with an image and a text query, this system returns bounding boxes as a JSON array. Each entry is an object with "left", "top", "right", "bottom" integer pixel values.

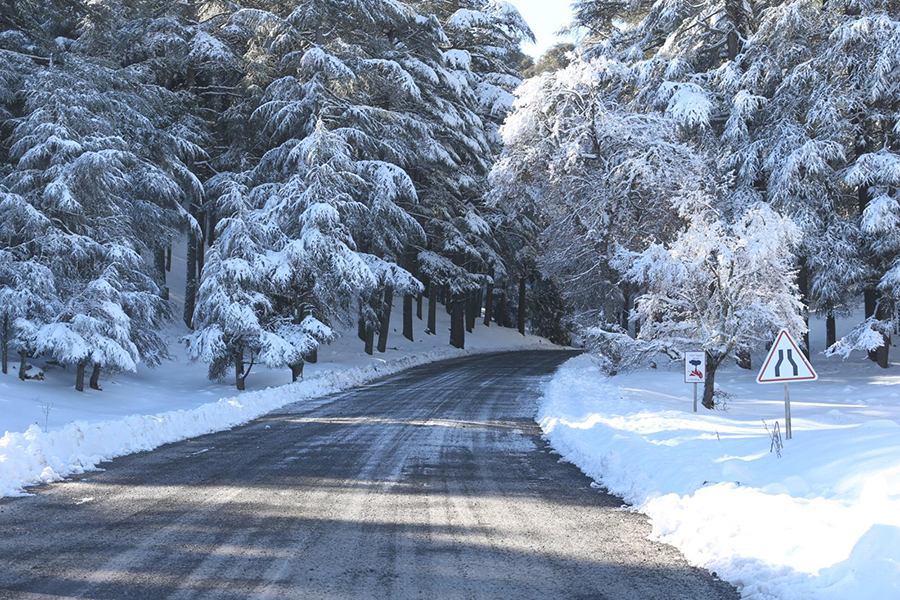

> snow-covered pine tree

[
  {"left": 3, "top": 44, "right": 201, "bottom": 389},
  {"left": 0, "top": 190, "right": 58, "bottom": 378},
  {"left": 186, "top": 173, "right": 293, "bottom": 390}
]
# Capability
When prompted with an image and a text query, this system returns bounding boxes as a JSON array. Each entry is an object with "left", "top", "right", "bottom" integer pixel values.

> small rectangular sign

[{"left": 684, "top": 352, "right": 706, "bottom": 383}]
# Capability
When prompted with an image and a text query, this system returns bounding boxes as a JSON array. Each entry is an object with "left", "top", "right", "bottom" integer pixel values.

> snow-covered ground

[
  {"left": 0, "top": 292, "right": 556, "bottom": 498},
  {"left": 538, "top": 313, "right": 900, "bottom": 599}
]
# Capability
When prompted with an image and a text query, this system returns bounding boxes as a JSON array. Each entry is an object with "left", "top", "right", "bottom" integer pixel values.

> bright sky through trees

[{"left": 509, "top": 0, "right": 574, "bottom": 57}]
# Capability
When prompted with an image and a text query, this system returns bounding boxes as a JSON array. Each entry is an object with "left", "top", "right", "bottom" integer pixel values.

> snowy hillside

[{"left": 538, "top": 312, "right": 900, "bottom": 599}]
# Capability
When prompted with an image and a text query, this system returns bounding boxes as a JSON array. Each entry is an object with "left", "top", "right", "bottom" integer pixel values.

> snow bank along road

[{"left": 0, "top": 351, "right": 737, "bottom": 599}]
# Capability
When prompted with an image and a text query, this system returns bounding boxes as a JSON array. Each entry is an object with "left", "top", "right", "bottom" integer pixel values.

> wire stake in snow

[{"left": 757, "top": 329, "right": 818, "bottom": 439}]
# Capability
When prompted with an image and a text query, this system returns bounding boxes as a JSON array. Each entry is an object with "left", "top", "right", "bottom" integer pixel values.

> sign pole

[
  {"left": 693, "top": 382, "right": 698, "bottom": 413},
  {"left": 784, "top": 382, "right": 792, "bottom": 440}
]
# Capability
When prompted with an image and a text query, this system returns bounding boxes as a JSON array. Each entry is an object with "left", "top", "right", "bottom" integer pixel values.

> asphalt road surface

[{"left": 0, "top": 350, "right": 738, "bottom": 599}]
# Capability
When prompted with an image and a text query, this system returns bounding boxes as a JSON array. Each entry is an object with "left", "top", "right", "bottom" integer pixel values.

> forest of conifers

[{"left": 2, "top": 0, "right": 900, "bottom": 403}]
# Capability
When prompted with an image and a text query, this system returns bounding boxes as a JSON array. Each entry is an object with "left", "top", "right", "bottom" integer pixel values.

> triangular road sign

[{"left": 757, "top": 329, "right": 818, "bottom": 384}]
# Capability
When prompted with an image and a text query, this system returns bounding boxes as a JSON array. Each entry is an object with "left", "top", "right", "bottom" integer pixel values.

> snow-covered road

[{"left": 0, "top": 351, "right": 735, "bottom": 599}]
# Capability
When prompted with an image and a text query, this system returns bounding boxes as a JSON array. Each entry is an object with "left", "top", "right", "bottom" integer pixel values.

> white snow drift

[{"left": 538, "top": 354, "right": 900, "bottom": 600}]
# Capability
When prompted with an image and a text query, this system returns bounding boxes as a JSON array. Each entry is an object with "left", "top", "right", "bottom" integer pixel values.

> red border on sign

[{"left": 757, "top": 330, "right": 817, "bottom": 383}]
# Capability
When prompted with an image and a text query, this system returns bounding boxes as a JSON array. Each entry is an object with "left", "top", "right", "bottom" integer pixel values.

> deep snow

[{"left": 538, "top": 313, "right": 900, "bottom": 599}]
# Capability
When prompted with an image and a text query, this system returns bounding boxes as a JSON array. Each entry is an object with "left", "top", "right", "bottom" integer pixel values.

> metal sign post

[
  {"left": 784, "top": 383, "right": 792, "bottom": 440},
  {"left": 757, "top": 329, "right": 816, "bottom": 440},
  {"left": 684, "top": 352, "right": 706, "bottom": 413}
]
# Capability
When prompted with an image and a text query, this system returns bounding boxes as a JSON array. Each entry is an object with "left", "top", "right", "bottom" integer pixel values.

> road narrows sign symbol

[{"left": 757, "top": 329, "right": 817, "bottom": 384}]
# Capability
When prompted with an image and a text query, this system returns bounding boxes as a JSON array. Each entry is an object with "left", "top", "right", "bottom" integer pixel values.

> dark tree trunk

[
  {"left": 798, "top": 257, "right": 810, "bottom": 357},
  {"left": 364, "top": 326, "right": 375, "bottom": 355},
  {"left": 89, "top": 364, "right": 101, "bottom": 390},
  {"left": 827, "top": 312, "right": 836, "bottom": 349},
  {"left": 235, "top": 351, "right": 245, "bottom": 391},
  {"left": 465, "top": 291, "right": 477, "bottom": 333},
  {"left": 483, "top": 272, "right": 494, "bottom": 327},
  {"left": 417, "top": 292, "right": 423, "bottom": 320},
  {"left": 18, "top": 351, "right": 27, "bottom": 381},
  {"left": 166, "top": 245, "right": 172, "bottom": 272},
  {"left": 475, "top": 286, "right": 483, "bottom": 320},
  {"left": 377, "top": 285, "right": 394, "bottom": 353},
  {"left": 184, "top": 232, "right": 198, "bottom": 328},
  {"left": 358, "top": 314, "right": 367, "bottom": 342},
  {"left": 197, "top": 212, "right": 207, "bottom": 274},
  {"left": 736, "top": 349, "right": 751, "bottom": 370},
  {"left": 865, "top": 289, "right": 878, "bottom": 362},
  {"left": 496, "top": 291, "right": 506, "bottom": 328},
  {"left": 876, "top": 300, "right": 891, "bottom": 369},
  {"left": 702, "top": 357, "right": 719, "bottom": 409},
  {"left": 75, "top": 362, "right": 86, "bottom": 392},
  {"left": 155, "top": 246, "right": 169, "bottom": 301},
  {"left": 621, "top": 285, "right": 631, "bottom": 335},
  {"left": 291, "top": 361, "right": 304, "bottom": 382},
  {"left": 427, "top": 288, "right": 437, "bottom": 335},
  {"left": 207, "top": 212, "right": 217, "bottom": 247},
  {"left": 450, "top": 294, "right": 465, "bottom": 349},
  {"left": 403, "top": 293, "right": 414, "bottom": 342},
  {"left": 1, "top": 313, "right": 8, "bottom": 375},
  {"left": 518, "top": 277, "right": 527, "bottom": 336}
]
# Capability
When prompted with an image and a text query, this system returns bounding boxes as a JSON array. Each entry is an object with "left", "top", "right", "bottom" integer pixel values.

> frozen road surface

[{"left": 0, "top": 351, "right": 737, "bottom": 599}]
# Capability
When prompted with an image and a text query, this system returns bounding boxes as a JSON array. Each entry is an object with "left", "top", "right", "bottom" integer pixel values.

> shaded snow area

[
  {"left": 538, "top": 318, "right": 900, "bottom": 599},
  {"left": 0, "top": 295, "right": 556, "bottom": 498}
]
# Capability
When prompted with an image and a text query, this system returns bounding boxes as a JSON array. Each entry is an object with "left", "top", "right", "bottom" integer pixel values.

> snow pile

[
  {"left": 538, "top": 354, "right": 900, "bottom": 599},
  {"left": 0, "top": 344, "right": 555, "bottom": 498}
]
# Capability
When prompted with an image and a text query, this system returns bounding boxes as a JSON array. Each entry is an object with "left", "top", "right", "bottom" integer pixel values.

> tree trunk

[
  {"left": 358, "top": 314, "right": 367, "bottom": 342},
  {"left": 417, "top": 292, "right": 423, "bottom": 320},
  {"left": 496, "top": 291, "right": 506, "bottom": 327},
  {"left": 427, "top": 288, "right": 437, "bottom": 335},
  {"left": 184, "top": 232, "right": 198, "bottom": 328},
  {"left": 1, "top": 313, "right": 7, "bottom": 375},
  {"left": 155, "top": 246, "right": 169, "bottom": 301},
  {"left": 403, "top": 293, "right": 414, "bottom": 342},
  {"left": 465, "top": 291, "right": 477, "bottom": 333},
  {"left": 621, "top": 285, "right": 631, "bottom": 335},
  {"left": 702, "top": 357, "right": 719, "bottom": 409},
  {"left": 865, "top": 289, "right": 878, "bottom": 362},
  {"left": 18, "top": 351, "right": 27, "bottom": 381},
  {"left": 826, "top": 311, "right": 836, "bottom": 349},
  {"left": 290, "top": 360, "right": 304, "bottom": 382},
  {"left": 798, "top": 257, "right": 810, "bottom": 357},
  {"left": 736, "top": 349, "right": 751, "bottom": 370},
  {"left": 166, "top": 245, "right": 172, "bottom": 272},
  {"left": 518, "top": 277, "right": 527, "bottom": 336},
  {"left": 235, "top": 351, "right": 245, "bottom": 391},
  {"left": 75, "top": 362, "right": 86, "bottom": 392},
  {"left": 378, "top": 285, "right": 394, "bottom": 353},
  {"left": 876, "top": 300, "right": 891, "bottom": 368},
  {"left": 364, "top": 326, "right": 375, "bottom": 355},
  {"left": 207, "top": 212, "right": 217, "bottom": 247},
  {"left": 483, "top": 273, "right": 494, "bottom": 327},
  {"left": 89, "top": 364, "right": 101, "bottom": 390},
  {"left": 197, "top": 213, "right": 206, "bottom": 274},
  {"left": 450, "top": 294, "right": 465, "bottom": 349}
]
